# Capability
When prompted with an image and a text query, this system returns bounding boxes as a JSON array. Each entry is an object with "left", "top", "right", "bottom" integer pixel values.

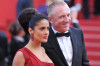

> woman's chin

[{"left": 42, "top": 40, "right": 47, "bottom": 43}]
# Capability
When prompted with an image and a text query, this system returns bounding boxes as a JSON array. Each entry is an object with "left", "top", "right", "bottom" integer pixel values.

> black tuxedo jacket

[{"left": 42, "top": 27, "right": 90, "bottom": 66}]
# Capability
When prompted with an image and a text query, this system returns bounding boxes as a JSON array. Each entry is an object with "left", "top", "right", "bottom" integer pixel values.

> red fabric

[
  {"left": 19, "top": 47, "right": 54, "bottom": 66},
  {"left": 74, "top": 0, "right": 82, "bottom": 5},
  {"left": 33, "top": 0, "right": 46, "bottom": 9}
]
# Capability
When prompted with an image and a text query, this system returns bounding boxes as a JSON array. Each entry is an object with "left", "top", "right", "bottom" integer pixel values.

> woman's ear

[
  {"left": 28, "top": 28, "right": 34, "bottom": 41},
  {"left": 28, "top": 28, "right": 34, "bottom": 34}
]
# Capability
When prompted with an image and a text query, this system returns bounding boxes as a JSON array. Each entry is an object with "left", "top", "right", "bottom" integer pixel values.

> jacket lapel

[
  {"left": 69, "top": 28, "right": 78, "bottom": 66},
  {"left": 49, "top": 28, "right": 68, "bottom": 66}
]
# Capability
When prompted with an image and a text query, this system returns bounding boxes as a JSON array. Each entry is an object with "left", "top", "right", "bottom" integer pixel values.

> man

[
  {"left": 42, "top": 1, "right": 90, "bottom": 66},
  {"left": 17, "top": 0, "right": 33, "bottom": 16}
]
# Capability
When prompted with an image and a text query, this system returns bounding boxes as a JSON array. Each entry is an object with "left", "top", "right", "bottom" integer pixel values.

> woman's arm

[{"left": 12, "top": 51, "right": 25, "bottom": 66}]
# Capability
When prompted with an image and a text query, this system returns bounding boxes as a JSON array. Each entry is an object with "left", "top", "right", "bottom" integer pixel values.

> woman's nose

[{"left": 45, "top": 29, "right": 49, "bottom": 35}]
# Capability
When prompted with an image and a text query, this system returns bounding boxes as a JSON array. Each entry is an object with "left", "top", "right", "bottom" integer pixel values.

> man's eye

[
  {"left": 67, "top": 14, "right": 70, "bottom": 17},
  {"left": 60, "top": 16, "right": 64, "bottom": 18}
]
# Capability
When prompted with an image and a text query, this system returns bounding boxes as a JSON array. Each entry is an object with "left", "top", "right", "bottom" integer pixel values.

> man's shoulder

[
  {"left": 69, "top": 27, "right": 83, "bottom": 35},
  {"left": 70, "top": 27, "right": 82, "bottom": 32}
]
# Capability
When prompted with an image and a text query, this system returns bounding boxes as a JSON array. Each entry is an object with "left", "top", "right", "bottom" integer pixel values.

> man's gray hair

[{"left": 47, "top": 1, "right": 67, "bottom": 17}]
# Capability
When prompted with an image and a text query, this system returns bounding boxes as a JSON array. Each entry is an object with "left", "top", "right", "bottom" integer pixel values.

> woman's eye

[
  {"left": 40, "top": 27, "right": 45, "bottom": 30},
  {"left": 40, "top": 26, "right": 50, "bottom": 31},
  {"left": 47, "top": 27, "right": 50, "bottom": 30}
]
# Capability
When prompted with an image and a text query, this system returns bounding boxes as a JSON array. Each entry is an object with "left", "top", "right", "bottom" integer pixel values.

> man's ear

[
  {"left": 48, "top": 17, "right": 53, "bottom": 24},
  {"left": 28, "top": 28, "right": 33, "bottom": 34}
]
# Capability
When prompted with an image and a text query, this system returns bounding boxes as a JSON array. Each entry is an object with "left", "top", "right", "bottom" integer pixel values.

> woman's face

[{"left": 33, "top": 19, "right": 49, "bottom": 43}]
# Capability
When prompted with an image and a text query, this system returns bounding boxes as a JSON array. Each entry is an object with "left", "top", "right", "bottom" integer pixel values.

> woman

[{"left": 12, "top": 8, "right": 54, "bottom": 66}]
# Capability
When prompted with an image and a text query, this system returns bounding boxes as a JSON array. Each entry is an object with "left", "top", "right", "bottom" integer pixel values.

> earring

[{"left": 31, "top": 34, "right": 34, "bottom": 41}]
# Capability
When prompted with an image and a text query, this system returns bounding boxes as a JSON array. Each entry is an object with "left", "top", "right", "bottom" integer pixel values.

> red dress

[{"left": 19, "top": 47, "right": 54, "bottom": 66}]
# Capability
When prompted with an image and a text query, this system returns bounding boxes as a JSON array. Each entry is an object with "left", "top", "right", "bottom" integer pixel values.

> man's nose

[{"left": 64, "top": 16, "right": 71, "bottom": 22}]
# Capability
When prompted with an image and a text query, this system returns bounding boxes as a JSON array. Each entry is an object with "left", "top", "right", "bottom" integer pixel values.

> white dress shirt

[
  {"left": 14, "top": 36, "right": 25, "bottom": 42},
  {"left": 52, "top": 27, "right": 73, "bottom": 66}
]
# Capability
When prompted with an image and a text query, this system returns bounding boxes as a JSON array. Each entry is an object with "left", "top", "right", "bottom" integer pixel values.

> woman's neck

[{"left": 26, "top": 39, "right": 41, "bottom": 49}]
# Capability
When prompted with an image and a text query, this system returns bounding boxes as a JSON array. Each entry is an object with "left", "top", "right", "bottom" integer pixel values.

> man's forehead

[
  {"left": 54, "top": 4, "right": 69, "bottom": 11},
  {"left": 54, "top": 4, "right": 69, "bottom": 8}
]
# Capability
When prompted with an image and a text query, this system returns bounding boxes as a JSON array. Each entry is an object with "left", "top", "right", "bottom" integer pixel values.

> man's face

[{"left": 49, "top": 4, "right": 71, "bottom": 33}]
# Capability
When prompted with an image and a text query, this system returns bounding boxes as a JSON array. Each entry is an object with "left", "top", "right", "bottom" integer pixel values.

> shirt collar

[
  {"left": 14, "top": 36, "right": 24, "bottom": 42},
  {"left": 51, "top": 26, "right": 69, "bottom": 34}
]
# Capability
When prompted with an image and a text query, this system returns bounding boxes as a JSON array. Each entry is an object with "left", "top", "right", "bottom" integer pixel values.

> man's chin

[{"left": 64, "top": 27, "right": 69, "bottom": 31}]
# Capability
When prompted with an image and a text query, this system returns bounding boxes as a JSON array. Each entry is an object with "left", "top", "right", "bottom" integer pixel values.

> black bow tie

[{"left": 55, "top": 32, "right": 70, "bottom": 37}]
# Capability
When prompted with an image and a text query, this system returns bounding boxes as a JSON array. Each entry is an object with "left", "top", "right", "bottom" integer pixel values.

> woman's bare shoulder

[{"left": 12, "top": 51, "right": 25, "bottom": 66}]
